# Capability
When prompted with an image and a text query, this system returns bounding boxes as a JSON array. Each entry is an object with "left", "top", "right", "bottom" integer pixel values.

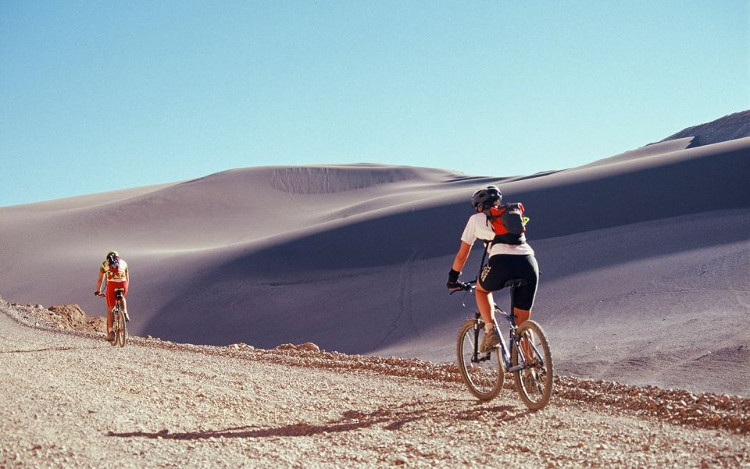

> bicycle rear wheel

[
  {"left": 456, "top": 319, "right": 504, "bottom": 401},
  {"left": 109, "top": 310, "right": 118, "bottom": 347},
  {"left": 114, "top": 309, "right": 127, "bottom": 348},
  {"left": 511, "top": 320, "right": 553, "bottom": 410}
]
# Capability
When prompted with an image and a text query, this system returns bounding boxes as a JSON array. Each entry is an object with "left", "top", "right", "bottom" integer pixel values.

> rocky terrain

[{"left": 1, "top": 298, "right": 748, "bottom": 468}]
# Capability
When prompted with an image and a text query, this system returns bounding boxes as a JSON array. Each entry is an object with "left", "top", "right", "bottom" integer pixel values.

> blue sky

[{"left": 1, "top": 1, "right": 748, "bottom": 207}]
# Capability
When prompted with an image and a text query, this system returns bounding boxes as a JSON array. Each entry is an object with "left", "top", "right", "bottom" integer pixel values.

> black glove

[{"left": 447, "top": 269, "right": 462, "bottom": 289}]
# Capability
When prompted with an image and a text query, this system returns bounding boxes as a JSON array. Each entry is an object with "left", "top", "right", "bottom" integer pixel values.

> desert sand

[
  {"left": 1, "top": 112, "right": 748, "bottom": 400},
  {"left": 2, "top": 299, "right": 748, "bottom": 467}
]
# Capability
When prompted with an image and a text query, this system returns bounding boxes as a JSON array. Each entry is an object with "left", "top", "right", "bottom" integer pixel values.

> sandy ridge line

[{"left": 2, "top": 298, "right": 748, "bottom": 434}]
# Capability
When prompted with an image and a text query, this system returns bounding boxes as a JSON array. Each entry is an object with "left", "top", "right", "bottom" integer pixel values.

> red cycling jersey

[{"left": 101, "top": 259, "right": 129, "bottom": 308}]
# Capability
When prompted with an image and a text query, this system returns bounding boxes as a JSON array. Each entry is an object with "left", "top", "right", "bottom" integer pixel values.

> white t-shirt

[{"left": 460, "top": 212, "right": 535, "bottom": 256}]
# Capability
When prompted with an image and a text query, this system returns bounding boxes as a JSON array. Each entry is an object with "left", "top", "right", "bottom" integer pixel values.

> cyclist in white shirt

[{"left": 447, "top": 186, "right": 539, "bottom": 352}]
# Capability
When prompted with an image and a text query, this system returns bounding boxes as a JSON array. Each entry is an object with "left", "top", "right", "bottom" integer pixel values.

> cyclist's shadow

[{"left": 107, "top": 398, "right": 529, "bottom": 441}]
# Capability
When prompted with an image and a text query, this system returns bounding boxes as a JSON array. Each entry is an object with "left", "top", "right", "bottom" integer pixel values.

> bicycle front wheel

[
  {"left": 456, "top": 319, "right": 504, "bottom": 401},
  {"left": 511, "top": 320, "right": 553, "bottom": 410}
]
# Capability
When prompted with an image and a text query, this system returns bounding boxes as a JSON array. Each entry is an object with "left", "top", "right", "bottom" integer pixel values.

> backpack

[{"left": 485, "top": 203, "right": 528, "bottom": 245}]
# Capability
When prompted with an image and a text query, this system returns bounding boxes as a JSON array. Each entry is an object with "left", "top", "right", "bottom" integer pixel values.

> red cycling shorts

[{"left": 105, "top": 281, "right": 129, "bottom": 309}]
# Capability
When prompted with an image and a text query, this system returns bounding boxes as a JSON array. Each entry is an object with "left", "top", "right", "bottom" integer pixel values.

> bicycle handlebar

[{"left": 449, "top": 279, "right": 477, "bottom": 295}]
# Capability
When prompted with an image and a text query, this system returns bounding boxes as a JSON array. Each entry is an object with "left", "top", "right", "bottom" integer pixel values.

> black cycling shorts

[{"left": 478, "top": 254, "right": 539, "bottom": 310}]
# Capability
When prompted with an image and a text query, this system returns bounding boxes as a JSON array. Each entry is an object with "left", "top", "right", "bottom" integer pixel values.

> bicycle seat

[
  {"left": 114, "top": 288, "right": 124, "bottom": 299},
  {"left": 504, "top": 278, "right": 528, "bottom": 289}
]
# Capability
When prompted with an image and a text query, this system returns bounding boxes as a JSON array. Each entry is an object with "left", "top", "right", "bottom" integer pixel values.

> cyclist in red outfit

[{"left": 95, "top": 250, "right": 130, "bottom": 341}]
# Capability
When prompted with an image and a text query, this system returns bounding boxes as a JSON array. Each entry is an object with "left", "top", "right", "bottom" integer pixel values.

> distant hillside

[{"left": 659, "top": 110, "right": 750, "bottom": 147}]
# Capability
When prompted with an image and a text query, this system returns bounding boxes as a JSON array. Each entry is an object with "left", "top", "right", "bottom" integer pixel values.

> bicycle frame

[{"left": 464, "top": 292, "right": 540, "bottom": 373}]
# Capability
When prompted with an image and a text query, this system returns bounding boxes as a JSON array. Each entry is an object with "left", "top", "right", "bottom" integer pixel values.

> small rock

[{"left": 297, "top": 342, "right": 320, "bottom": 352}]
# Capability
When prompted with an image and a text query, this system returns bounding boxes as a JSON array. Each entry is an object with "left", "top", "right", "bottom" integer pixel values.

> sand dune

[
  {"left": 1, "top": 117, "right": 749, "bottom": 396},
  {"left": 659, "top": 109, "right": 750, "bottom": 147}
]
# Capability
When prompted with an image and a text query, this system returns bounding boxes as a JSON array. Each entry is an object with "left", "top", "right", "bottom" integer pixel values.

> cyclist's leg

[
  {"left": 120, "top": 281, "right": 129, "bottom": 319},
  {"left": 518, "top": 319, "right": 534, "bottom": 362},
  {"left": 475, "top": 285, "right": 501, "bottom": 353},
  {"left": 514, "top": 308, "right": 531, "bottom": 325},
  {"left": 509, "top": 255, "right": 539, "bottom": 359},
  {"left": 477, "top": 258, "right": 507, "bottom": 351},
  {"left": 474, "top": 284, "right": 495, "bottom": 326},
  {"left": 105, "top": 284, "right": 115, "bottom": 338},
  {"left": 121, "top": 297, "right": 129, "bottom": 321},
  {"left": 106, "top": 307, "right": 114, "bottom": 336},
  {"left": 120, "top": 280, "right": 130, "bottom": 311},
  {"left": 477, "top": 255, "right": 511, "bottom": 322},
  {"left": 477, "top": 257, "right": 506, "bottom": 324},
  {"left": 509, "top": 255, "right": 539, "bottom": 326}
]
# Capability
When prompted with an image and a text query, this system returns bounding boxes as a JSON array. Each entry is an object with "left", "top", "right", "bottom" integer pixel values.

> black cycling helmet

[
  {"left": 106, "top": 250, "right": 119, "bottom": 265},
  {"left": 471, "top": 185, "right": 502, "bottom": 210}
]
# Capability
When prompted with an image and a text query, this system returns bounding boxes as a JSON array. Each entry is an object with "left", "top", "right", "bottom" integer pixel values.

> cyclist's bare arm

[
  {"left": 451, "top": 241, "right": 472, "bottom": 273},
  {"left": 95, "top": 271, "right": 105, "bottom": 296}
]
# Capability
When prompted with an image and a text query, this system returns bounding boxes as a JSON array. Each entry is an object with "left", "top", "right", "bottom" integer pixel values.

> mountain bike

[
  {"left": 96, "top": 288, "right": 128, "bottom": 347},
  {"left": 451, "top": 253, "right": 553, "bottom": 410}
]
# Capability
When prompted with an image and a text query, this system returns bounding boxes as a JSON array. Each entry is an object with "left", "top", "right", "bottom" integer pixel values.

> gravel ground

[{"left": 1, "top": 298, "right": 748, "bottom": 468}]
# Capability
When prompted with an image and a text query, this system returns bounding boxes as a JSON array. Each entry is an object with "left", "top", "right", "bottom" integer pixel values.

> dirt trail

[{"left": 1, "top": 299, "right": 748, "bottom": 468}]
